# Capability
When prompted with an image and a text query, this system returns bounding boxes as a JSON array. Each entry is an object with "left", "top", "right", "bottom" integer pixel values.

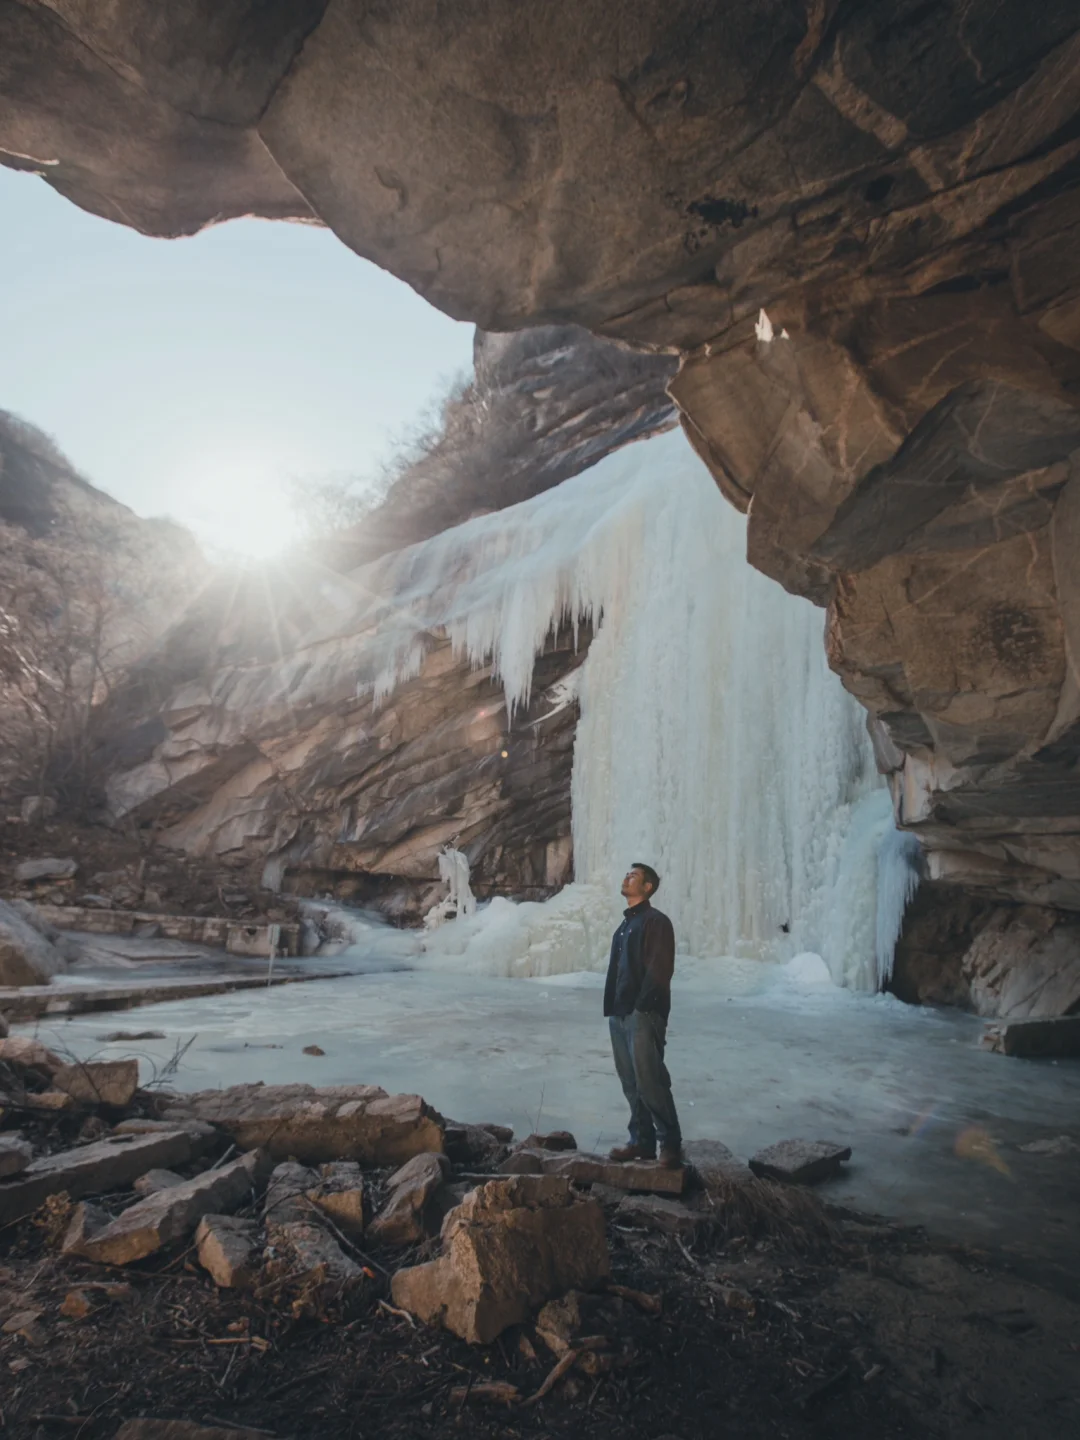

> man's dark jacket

[{"left": 603, "top": 899, "right": 675, "bottom": 1019}]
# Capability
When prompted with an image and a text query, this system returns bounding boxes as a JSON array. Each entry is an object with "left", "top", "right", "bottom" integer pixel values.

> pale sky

[{"left": 0, "top": 168, "right": 476, "bottom": 557}]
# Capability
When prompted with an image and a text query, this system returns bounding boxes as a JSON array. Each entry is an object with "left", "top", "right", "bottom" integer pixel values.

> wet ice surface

[{"left": 27, "top": 957, "right": 1080, "bottom": 1279}]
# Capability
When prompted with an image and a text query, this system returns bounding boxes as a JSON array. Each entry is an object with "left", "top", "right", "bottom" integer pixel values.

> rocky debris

[
  {"left": 133, "top": 1168, "right": 186, "bottom": 1196},
  {"left": 0, "top": 896, "right": 67, "bottom": 986},
  {"left": 263, "top": 1161, "right": 320, "bottom": 1225},
  {"left": 520, "top": 1130, "right": 577, "bottom": 1151},
  {"left": 195, "top": 1214, "right": 260, "bottom": 1289},
  {"left": 0, "top": 1128, "right": 208, "bottom": 1226},
  {"left": 983, "top": 1015, "right": 1080, "bottom": 1058},
  {"left": 52, "top": 1058, "right": 140, "bottom": 1108},
  {"left": 115, "top": 1423, "right": 270, "bottom": 1440},
  {"left": 0, "top": 1135, "right": 31, "bottom": 1177},
  {"left": 748, "top": 1140, "right": 852, "bottom": 1186},
  {"left": 65, "top": 1151, "right": 262, "bottom": 1265},
  {"left": 171, "top": 1083, "right": 445, "bottom": 1165},
  {"left": 614, "top": 1193, "right": 709, "bottom": 1238},
  {"left": 392, "top": 1174, "right": 609, "bottom": 1344},
  {"left": 501, "top": 1146, "right": 687, "bottom": 1195},
  {"left": 684, "top": 1139, "right": 751, "bottom": 1188},
  {"left": 13, "top": 856, "right": 78, "bottom": 882},
  {"left": 113, "top": 1117, "right": 218, "bottom": 1142},
  {"left": 369, "top": 1152, "right": 450, "bottom": 1247},
  {"left": 444, "top": 1120, "right": 514, "bottom": 1168},
  {"left": 263, "top": 1210, "right": 363, "bottom": 1317},
  {"left": 0, "top": 1034, "right": 64, "bottom": 1077},
  {"left": 305, "top": 1161, "right": 365, "bottom": 1236}
]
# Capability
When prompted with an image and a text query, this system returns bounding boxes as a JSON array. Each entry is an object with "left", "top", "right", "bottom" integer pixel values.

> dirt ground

[{"left": 3, "top": 1180, "right": 1078, "bottom": 1440}]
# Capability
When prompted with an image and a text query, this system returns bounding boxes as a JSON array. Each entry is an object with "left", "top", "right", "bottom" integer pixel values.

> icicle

[
  {"left": 423, "top": 845, "right": 477, "bottom": 929},
  {"left": 875, "top": 825, "right": 922, "bottom": 988}
]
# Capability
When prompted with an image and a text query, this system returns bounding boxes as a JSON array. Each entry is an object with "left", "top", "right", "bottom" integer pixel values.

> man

[{"left": 603, "top": 861, "right": 682, "bottom": 1168}]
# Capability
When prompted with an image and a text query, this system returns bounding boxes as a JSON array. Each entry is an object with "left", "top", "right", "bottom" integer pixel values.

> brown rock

[
  {"left": 133, "top": 1168, "right": 186, "bottom": 1196},
  {"left": 195, "top": 1214, "right": 259, "bottom": 1289},
  {"left": 520, "top": 1130, "right": 578, "bottom": 1152},
  {"left": 535, "top": 1291, "right": 583, "bottom": 1355},
  {"left": 21, "top": 1089, "right": 75, "bottom": 1112},
  {"left": 65, "top": 1152, "right": 261, "bottom": 1264},
  {"left": 391, "top": 1174, "right": 609, "bottom": 1344},
  {"left": 0, "top": 1035, "right": 64, "bottom": 1076},
  {"left": 0, "top": 1129, "right": 205, "bottom": 1227},
  {"left": 180, "top": 1083, "right": 444, "bottom": 1164},
  {"left": 53, "top": 1059, "right": 140, "bottom": 1108},
  {"left": 14, "top": 857, "right": 77, "bottom": 882},
  {"left": 60, "top": 1289, "right": 93, "bottom": 1319},
  {"left": 614, "top": 1193, "right": 708, "bottom": 1238},
  {"left": 369, "top": 1152, "right": 448, "bottom": 1246},
  {"left": 265, "top": 1219, "right": 363, "bottom": 1315},
  {"left": 748, "top": 1140, "right": 852, "bottom": 1186},
  {"left": 500, "top": 1147, "right": 687, "bottom": 1195},
  {"left": 983, "top": 1014, "right": 1080, "bottom": 1058},
  {"left": 0, "top": 897, "right": 68, "bottom": 986},
  {"left": 263, "top": 1161, "right": 319, "bottom": 1225},
  {"left": 0, "top": 1136, "right": 31, "bottom": 1178},
  {"left": 306, "top": 1161, "right": 365, "bottom": 1236}
]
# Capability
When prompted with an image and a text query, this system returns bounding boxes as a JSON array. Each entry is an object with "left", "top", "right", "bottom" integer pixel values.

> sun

[{"left": 178, "top": 455, "right": 300, "bottom": 561}]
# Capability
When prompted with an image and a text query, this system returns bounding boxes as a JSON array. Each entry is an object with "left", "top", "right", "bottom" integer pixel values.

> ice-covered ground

[{"left": 29, "top": 953, "right": 1080, "bottom": 1281}]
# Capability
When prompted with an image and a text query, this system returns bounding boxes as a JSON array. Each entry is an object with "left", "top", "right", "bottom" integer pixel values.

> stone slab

[
  {"left": 195, "top": 1213, "right": 259, "bottom": 1288},
  {"left": 368, "top": 1151, "right": 447, "bottom": 1246},
  {"left": 0, "top": 1129, "right": 203, "bottom": 1226},
  {"left": 33, "top": 904, "right": 300, "bottom": 957},
  {"left": 500, "top": 1147, "right": 686, "bottom": 1195},
  {"left": 0, "top": 968, "right": 348, "bottom": 1022},
  {"left": 0, "top": 1136, "right": 32, "bottom": 1178},
  {"left": 748, "top": 1139, "right": 852, "bottom": 1186},
  {"left": 53, "top": 1058, "right": 139, "bottom": 1107},
  {"left": 615, "top": 1193, "right": 708, "bottom": 1237},
  {"left": 179, "top": 1083, "right": 444, "bottom": 1165},
  {"left": 67, "top": 1152, "right": 260, "bottom": 1264},
  {"left": 984, "top": 1015, "right": 1080, "bottom": 1057}
]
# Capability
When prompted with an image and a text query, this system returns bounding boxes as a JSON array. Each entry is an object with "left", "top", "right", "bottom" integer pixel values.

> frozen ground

[{"left": 21, "top": 955, "right": 1080, "bottom": 1285}]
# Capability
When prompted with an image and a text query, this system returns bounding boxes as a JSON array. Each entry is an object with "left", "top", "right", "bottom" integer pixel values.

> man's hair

[{"left": 632, "top": 862, "right": 661, "bottom": 895}]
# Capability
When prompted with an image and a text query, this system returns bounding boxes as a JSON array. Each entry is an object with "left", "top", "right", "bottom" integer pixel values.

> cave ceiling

[{"left": 3, "top": 0, "right": 1080, "bottom": 909}]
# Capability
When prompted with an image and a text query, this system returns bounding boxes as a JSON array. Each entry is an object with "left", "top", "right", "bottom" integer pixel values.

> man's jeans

[{"left": 609, "top": 1010, "right": 681, "bottom": 1155}]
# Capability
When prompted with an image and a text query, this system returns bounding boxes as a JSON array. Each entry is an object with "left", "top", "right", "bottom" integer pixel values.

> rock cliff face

[
  {"left": 0, "top": 411, "right": 207, "bottom": 800},
  {"left": 93, "top": 327, "right": 674, "bottom": 918},
  {"left": 4, "top": 3, "right": 1080, "bottom": 975}
]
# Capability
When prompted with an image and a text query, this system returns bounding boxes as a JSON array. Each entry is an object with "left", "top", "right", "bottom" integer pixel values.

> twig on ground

[
  {"left": 524, "top": 1348, "right": 580, "bottom": 1405},
  {"left": 377, "top": 1299, "right": 416, "bottom": 1327}
]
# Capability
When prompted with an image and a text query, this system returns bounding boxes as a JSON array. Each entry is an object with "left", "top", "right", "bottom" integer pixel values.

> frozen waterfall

[{"left": 366, "top": 425, "right": 916, "bottom": 990}]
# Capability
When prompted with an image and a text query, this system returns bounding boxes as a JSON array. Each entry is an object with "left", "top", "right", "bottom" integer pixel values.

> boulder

[
  {"left": 195, "top": 1214, "right": 260, "bottom": 1289},
  {"left": 391, "top": 1174, "right": 609, "bottom": 1344},
  {"left": 0, "top": 1035, "right": 64, "bottom": 1077},
  {"left": 0, "top": 897, "right": 67, "bottom": 986},
  {"left": 64, "top": 1152, "right": 261, "bottom": 1264},
  {"left": 748, "top": 1140, "right": 852, "bottom": 1186},
  {"left": 369, "top": 1152, "right": 448, "bottom": 1247},
  {"left": 0, "top": 1136, "right": 32, "bottom": 1178},
  {"left": 500, "top": 1147, "right": 686, "bottom": 1195},
  {"left": 176, "top": 1083, "right": 444, "bottom": 1164},
  {"left": 0, "top": 1128, "right": 205, "bottom": 1226},
  {"left": 53, "top": 1059, "right": 140, "bottom": 1108},
  {"left": 14, "top": 857, "right": 78, "bottom": 882},
  {"left": 306, "top": 1161, "right": 365, "bottom": 1236},
  {"left": 133, "top": 1168, "right": 186, "bottom": 1196}
]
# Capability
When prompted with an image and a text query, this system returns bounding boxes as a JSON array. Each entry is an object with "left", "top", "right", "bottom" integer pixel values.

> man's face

[{"left": 621, "top": 867, "right": 651, "bottom": 904}]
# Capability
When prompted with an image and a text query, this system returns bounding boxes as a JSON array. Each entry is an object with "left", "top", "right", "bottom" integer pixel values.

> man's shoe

[
  {"left": 659, "top": 1146, "right": 684, "bottom": 1170},
  {"left": 608, "top": 1143, "right": 655, "bottom": 1163}
]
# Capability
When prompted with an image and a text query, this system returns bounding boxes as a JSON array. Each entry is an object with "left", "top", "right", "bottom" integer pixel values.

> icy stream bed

[{"left": 24, "top": 959, "right": 1080, "bottom": 1281}]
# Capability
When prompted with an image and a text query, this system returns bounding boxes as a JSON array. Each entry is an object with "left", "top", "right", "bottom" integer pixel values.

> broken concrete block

[
  {"left": 444, "top": 1122, "right": 512, "bottom": 1167},
  {"left": 0, "top": 1128, "right": 205, "bottom": 1226},
  {"left": 748, "top": 1139, "right": 852, "bottom": 1185},
  {"left": 369, "top": 1151, "right": 449, "bottom": 1246},
  {"left": 65, "top": 1152, "right": 261, "bottom": 1265},
  {"left": 983, "top": 1015, "right": 1080, "bottom": 1057},
  {"left": 499, "top": 1147, "right": 687, "bottom": 1195},
  {"left": 0, "top": 1034, "right": 64, "bottom": 1077},
  {"left": 53, "top": 1059, "right": 139, "bottom": 1108},
  {"left": 21, "top": 1089, "right": 75, "bottom": 1111},
  {"left": 391, "top": 1174, "right": 610, "bottom": 1344},
  {"left": 0, "top": 897, "right": 68, "bottom": 986},
  {"left": 14, "top": 857, "right": 78, "bottom": 883},
  {"left": 615, "top": 1193, "right": 709, "bottom": 1238},
  {"left": 521, "top": 1130, "right": 578, "bottom": 1151},
  {"left": 0, "top": 1136, "right": 32, "bottom": 1178},
  {"left": 111, "top": 1117, "right": 217, "bottom": 1142},
  {"left": 60, "top": 1201, "right": 112, "bottom": 1255},
  {"left": 196, "top": 1214, "right": 259, "bottom": 1289},
  {"left": 306, "top": 1161, "right": 365, "bottom": 1236},
  {"left": 114, "top": 1422, "right": 271, "bottom": 1440},
  {"left": 133, "top": 1168, "right": 186, "bottom": 1196},
  {"left": 264, "top": 1161, "right": 320, "bottom": 1224},
  {"left": 683, "top": 1139, "right": 751, "bottom": 1189},
  {"left": 178, "top": 1083, "right": 444, "bottom": 1164},
  {"left": 265, "top": 1217, "right": 363, "bottom": 1316}
]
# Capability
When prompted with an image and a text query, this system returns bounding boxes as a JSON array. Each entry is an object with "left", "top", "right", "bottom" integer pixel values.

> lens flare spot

[{"left": 955, "top": 1126, "right": 1012, "bottom": 1179}]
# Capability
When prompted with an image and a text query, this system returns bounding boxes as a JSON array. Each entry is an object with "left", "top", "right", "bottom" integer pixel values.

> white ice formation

[
  {"left": 423, "top": 846, "right": 477, "bottom": 930},
  {"left": 352, "top": 425, "right": 917, "bottom": 991}
]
